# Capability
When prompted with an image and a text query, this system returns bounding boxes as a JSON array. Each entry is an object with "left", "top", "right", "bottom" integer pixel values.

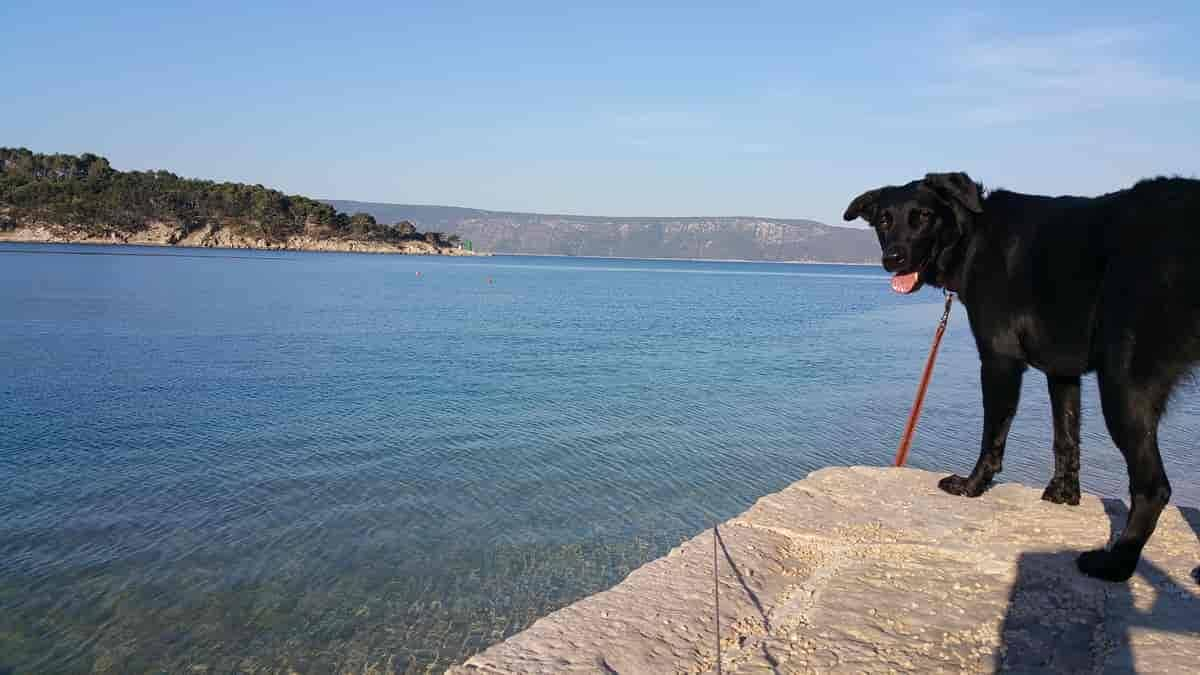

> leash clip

[{"left": 939, "top": 291, "right": 955, "bottom": 328}]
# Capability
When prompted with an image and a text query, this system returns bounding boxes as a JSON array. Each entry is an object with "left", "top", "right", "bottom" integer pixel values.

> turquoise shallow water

[{"left": 1, "top": 244, "right": 1197, "bottom": 672}]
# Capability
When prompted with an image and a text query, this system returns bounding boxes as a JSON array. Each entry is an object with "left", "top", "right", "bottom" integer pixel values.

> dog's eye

[
  {"left": 917, "top": 209, "right": 933, "bottom": 226},
  {"left": 878, "top": 212, "right": 893, "bottom": 230}
]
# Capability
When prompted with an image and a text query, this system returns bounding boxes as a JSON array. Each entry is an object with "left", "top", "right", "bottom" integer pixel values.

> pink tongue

[{"left": 891, "top": 271, "right": 920, "bottom": 294}]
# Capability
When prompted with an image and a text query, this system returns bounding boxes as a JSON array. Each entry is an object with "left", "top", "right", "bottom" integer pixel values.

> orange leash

[{"left": 894, "top": 292, "right": 955, "bottom": 467}]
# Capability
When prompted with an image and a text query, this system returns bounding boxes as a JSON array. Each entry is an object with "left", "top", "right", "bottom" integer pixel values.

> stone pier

[{"left": 450, "top": 466, "right": 1200, "bottom": 673}]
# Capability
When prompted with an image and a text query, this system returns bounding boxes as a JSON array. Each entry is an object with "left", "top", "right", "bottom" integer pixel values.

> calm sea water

[{"left": 1, "top": 244, "right": 1198, "bottom": 673}]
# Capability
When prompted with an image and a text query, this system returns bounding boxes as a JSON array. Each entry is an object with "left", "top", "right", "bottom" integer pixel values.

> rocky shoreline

[
  {"left": 0, "top": 223, "right": 482, "bottom": 256},
  {"left": 450, "top": 466, "right": 1200, "bottom": 673}
]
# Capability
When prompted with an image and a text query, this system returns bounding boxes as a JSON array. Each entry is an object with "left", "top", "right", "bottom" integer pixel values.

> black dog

[{"left": 844, "top": 172, "right": 1200, "bottom": 582}]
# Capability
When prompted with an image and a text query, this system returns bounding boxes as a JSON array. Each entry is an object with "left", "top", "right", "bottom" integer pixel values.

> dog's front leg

[
  {"left": 939, "top": 356, "right": 1025, "bottom": 497},
  {"left": 1042, "top": 374, "right": 1082, "bottom": 504}
]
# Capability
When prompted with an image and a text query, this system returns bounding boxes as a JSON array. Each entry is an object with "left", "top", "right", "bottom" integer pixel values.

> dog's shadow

[{"left": 996, "top": 501, "right": 1200, "bottom": 673}]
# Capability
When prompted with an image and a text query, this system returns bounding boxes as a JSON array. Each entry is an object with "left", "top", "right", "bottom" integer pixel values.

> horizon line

[{"left": 322, "top": 198, "right": 868, "bottom": 229}]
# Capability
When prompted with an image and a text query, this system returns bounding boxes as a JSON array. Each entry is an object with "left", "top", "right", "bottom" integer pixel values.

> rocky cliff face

[
  {"left": 0, "top": 222, "right": 474, "bottom": 256},
  {"left": 450, "top": 466, "right": 1200, "bottom": 673},
  {"left": 327, "top": 201, "right": 879, "bottom": 262},
  {"left": 457, "top": 217, "right": 875, "bottom": 261}
]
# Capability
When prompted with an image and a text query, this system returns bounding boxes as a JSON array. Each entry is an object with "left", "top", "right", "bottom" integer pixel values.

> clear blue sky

[{"left": 3, "top": 1, "right": 1197, "bottom": 225}]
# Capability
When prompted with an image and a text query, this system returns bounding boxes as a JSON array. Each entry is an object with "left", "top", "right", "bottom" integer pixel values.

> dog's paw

[
  {"left": 1077, "top": 548, "right": 1137, "bottom": 582},
  {"left": 938, "top": 474, "right": 970, "bottom": 495},
  {"left": 1041, "top": 477, "right": 1081, "bottom": 505},
  {"left": 938, "top": 474, "right": 988, "bottom": 497}
]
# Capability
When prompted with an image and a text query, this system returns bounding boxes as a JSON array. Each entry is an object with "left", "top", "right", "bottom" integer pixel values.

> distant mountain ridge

[{"left": 326, "top": 200, "right": 879, "bottom": 263}]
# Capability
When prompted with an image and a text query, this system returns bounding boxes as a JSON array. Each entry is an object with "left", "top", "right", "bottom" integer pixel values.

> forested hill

[
  {"left": 327, "top": 200, "right": 878, "bottom": 262},
  {"left": 0, "top": 149, "right": 459, "bottom": 251}
]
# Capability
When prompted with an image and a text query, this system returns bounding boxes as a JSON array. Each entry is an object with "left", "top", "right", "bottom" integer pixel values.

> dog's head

[{"left": 843, "top": 172, "right": 983, "bottom": 294}]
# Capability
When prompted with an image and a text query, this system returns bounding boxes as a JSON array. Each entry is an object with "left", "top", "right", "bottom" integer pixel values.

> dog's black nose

[{"left": 882, "top": 249, "right": 906, "bottom": 272}]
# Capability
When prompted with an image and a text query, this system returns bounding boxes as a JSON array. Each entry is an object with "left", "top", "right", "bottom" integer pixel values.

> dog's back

[{"left": 967, "top": 177, "right": 1200, "bottom": 377}]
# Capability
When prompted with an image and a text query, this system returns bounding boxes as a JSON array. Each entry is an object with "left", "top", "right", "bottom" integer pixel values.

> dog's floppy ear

[
  {"left": 923, "top": 172, "right": 983, "bottom": 214},
  {"left": 843, "top": 188, "right": 882, "bottom": 222}
]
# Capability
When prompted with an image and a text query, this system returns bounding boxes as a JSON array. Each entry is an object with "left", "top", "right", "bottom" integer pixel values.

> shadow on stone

[
  {"left": 996, "top": 500, "right": 1200, "bottom": 673},
  {"left": 714, "top": 524, "right": 771, "bottom": 633},
  {"left": 761, "top": 642, "right": 782, "bottom": 674},
  {"left": 1179, "top": 505, "right": 1200, "bottom": 584},
  {"left": 712, "top": 524, "right": 781, "bottom": 675}
]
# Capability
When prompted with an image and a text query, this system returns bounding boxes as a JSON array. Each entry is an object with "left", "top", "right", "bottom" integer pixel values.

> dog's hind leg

[
  {"left": 1077, "top": 370, "right": 1172, "bottom": 582},
  {"left": 1042, "top": 374, "right": 1082, "bottom": 505},
  {"left": 939, "top": 356, "right": 1025, "bottom": 497}
]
